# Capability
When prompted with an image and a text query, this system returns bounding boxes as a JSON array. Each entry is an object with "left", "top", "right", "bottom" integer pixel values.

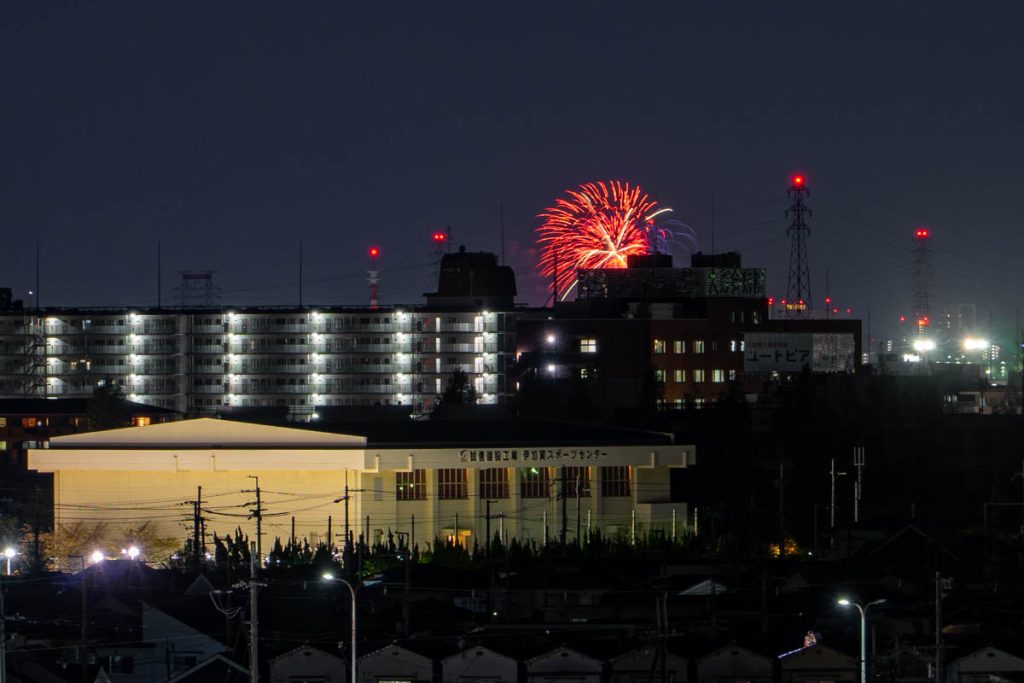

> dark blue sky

[{"left": 3, "top": 2, "right": 1022, "bottom": 343}]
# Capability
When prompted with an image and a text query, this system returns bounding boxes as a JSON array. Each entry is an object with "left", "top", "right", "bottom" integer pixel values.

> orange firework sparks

[{"left": 537, "top": 181, "right": 659, "bottom": 301}]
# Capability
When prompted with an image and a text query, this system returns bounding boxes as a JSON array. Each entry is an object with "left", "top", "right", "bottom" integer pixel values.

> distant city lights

[{"left": 912, "top": 339, "right": 936, "bottom": 353}]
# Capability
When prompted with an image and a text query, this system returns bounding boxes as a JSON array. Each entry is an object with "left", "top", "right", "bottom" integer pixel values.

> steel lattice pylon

[{"left": 785, "top": 175, "right": 812, "bottom": 318}]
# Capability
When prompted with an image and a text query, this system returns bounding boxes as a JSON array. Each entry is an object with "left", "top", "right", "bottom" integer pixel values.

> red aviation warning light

[
  {"left": 792, "top": 175, "right": 805, "bottom": 187},
  {"left": 368, "top": 246, "right": 380, "bottom": 259},
  {"left": 432, "top": 232, "right": 447, "bottom": 243},
  {"left": 915, "top": 227, "right": 930, "bottom": 239},
  {"left": 917, "top": 316, "right": 930, "bottom": 327}
]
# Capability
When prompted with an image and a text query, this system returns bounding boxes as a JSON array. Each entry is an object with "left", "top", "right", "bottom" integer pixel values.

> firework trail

[{"left": 536, "top": 180, "right": 696, "bottom": 301}]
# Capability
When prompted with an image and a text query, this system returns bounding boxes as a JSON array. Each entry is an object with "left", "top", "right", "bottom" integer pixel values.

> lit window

[
  {"left": 133, "top": 416, "right": 151, "bottom": 427},
  {"left": 654, "top": 369, "right": 666, "bottom": 383},
  {"left": 438, "top": 468, "right": 468, "bottom": 500},
  {"left": 693, "top": 369, "right": 705, "bottom": 383},
  {"left": 21, "top": 417, "right": 37, "bottom": 428},
  {"left": 579, "top": 338, "right": 597, "bottom": 353},
  {"left": 740, "top": 340, "right": 745, "bottom": 351},
  {"left": 579, "top": 368, "right": 589, "bottom": 379},
  {"left": 479, "top": 468, "right": 509, "bottom": 499},
  {"left": 712, "top": 369, "right": 725, "bottom": 383},
  {"left": 601, "top": 466, "right": 631, "bottom": 497},
  {"left": 673, "top": 340, "right": 685, "bottom": 354},
  {"left": 653, "top": 339, "right": 666, "bottom": 354},
  {"left": 694, "top": 340, "right": 705, "bottom": 354},
  {"left": 520, "top": 467, "right": 550, "bottom": 499},
  {"left": 674, "top": 369, "right": 685, "bottom": 383},
  {"left": 729, "top": 369, "right": 737, "bottom": 380},
  {"left": 730, "top": 340, "right": 737, "bottom": 352},
  {"left": 397, "top": 470, "right": 427, "bottom": 501}
]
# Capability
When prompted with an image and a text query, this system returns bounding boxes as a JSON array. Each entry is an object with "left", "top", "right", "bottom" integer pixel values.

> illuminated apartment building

[{"left": 0, "top": 251, "right": 519, "bottom": 419}]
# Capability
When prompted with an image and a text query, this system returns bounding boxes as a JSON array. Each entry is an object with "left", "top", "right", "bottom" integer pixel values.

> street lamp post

[
  {"left": 2, "top": 547, "right": 15, "bottom": 576},
  {"left": 323, "top": 573, "right": 363, "bottom": 683},
  {"left": 838, "top": 598, "right": 887, "bottom": 683}
]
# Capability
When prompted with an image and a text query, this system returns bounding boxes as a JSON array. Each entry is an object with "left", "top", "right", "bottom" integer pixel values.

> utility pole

[
  {"left": 343, "top": 483, "right": 351, "bottom": 556},
  {"left": 853, "top": 447, "right": 866, "bottom": 523},
  {"left": 560, "top": 467, "right": 568, "bottom": 546},
  {"left": 245, "top": 476, "right": 263, "bottom": 562},
  {"left": 249, "top": 541, "right": 259, "bottom": 683},
  {"left": 829, "top": 458, "right": 847, "bottom": 545},
  {"left": 1, "top": 570, "right": 7, "bottom": 683},
  {"left": 80, "top": 558, "right": 88, "bottom": 683},
  {"left": 778, "top": 460, "right": 785, "bottom": 557},
  {"left": 485, "top": 499, "right": 493, "bottom": 556},
  {"left": 576, "top": 473, "right": 582, "bottom": 546},
  {"left": 935, "top": 572, "right": 943, "bottom": 683},
  {"left": 192, "top": 486, "right": 202, "bottom": 573}
]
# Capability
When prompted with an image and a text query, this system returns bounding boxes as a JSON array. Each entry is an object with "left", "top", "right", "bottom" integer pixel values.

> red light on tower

[
  {"left": 432, "top": 232, "right": 447, "bottom": 243},
  {"left": 825, "top": 297, "right": 832, "bottom": 305},
  {"left": 767, "top": 297, "right": 775, "bottom": 306},
  {"left": 899, "top": 315, "right": 907, "bottom": 323},
  {"left": 368, "top": 246, "right": 380, "bottom": 259},
  {"left": 914, "top": 227, "right": 930, "bottom": 239},
  {"left": 792, "top": 175, "right": 805, "bottom": 187}
]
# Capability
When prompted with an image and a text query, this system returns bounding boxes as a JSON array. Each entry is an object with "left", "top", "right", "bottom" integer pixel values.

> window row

[
  {"left": 396, "top": 466, "right": 632, "bottom": 501},
  {"left": 653, "top": 368, "right": 737, "bottom": 383},
  {"left": 653, "top": 339, "right": 746, "bottom": 354}
]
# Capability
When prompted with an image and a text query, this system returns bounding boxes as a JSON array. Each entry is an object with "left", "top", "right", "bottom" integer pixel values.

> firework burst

[{"left": 536, "top": 180, "right": 694, "bottom": 301}]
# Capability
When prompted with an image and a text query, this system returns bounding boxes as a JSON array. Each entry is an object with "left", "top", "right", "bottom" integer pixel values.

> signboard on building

[
  {"left": 744, "top": 333, "right": 856, "bottom": 373},
  {"left": 578, "top": 267, "right": 766, "bottom": 300},
  {"left": 744, "top": 334, "right": 812, "bottom": 372}
]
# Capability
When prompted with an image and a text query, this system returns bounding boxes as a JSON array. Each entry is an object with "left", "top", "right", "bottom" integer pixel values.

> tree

[
  {"left": 85, "top": 379, "right": 132, "bottom": 431},
  {"left": 435, "top": 370, "right": 477, "bottom": 408}
]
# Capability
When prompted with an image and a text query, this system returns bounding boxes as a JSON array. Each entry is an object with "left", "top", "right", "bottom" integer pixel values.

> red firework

[{"left": 537, "top": 180, "right": 659, "bottom": 300}]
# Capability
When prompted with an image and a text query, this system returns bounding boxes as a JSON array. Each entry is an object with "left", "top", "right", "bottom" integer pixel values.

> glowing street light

[
  {"left": 912, "top": 339, "right": 936, "bottom": 353},
  {"left": 837, "top": 598, "right": 887, "bottom": 683},
  {"left": 963, "top": 337, "right": 989, "bottom": 352},
  {"left": 322, "top": 573, "right": 365, "bottom": 683},
  {"left": 124, "top": 545, "right": 141, "bottom": 560},
  {"left": 89, "top": 549, "right": 105, "bottom": 564},
  {"left": 3, "top": 546, "right": 16, "bottom": 575}
]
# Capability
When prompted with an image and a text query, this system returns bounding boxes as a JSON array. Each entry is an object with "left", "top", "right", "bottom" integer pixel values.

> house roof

[
  {"left": 270, "top": 644, "right": 345, "bottom": 664},
  {"left": 49, "top": 417, "right": 367, "bottom": 449}
]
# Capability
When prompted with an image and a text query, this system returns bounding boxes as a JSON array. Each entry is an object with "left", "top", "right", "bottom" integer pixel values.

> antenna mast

[
  {"left": 785, "top": 175, "right": 812, "bottom": 318},
  {"left": 913, "top": 227, "right": 932, "bottom": 334}
]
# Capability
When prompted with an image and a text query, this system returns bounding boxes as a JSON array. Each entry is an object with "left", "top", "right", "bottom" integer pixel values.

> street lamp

[
  {"left": 3, "top": 547, "right": 16, "bottom": 575},
  {"left": 323, "top": 573, "right": 378, "bottom": 683},
  {"left": 837, "top": 597, "right": 887, "bottom": 683}
]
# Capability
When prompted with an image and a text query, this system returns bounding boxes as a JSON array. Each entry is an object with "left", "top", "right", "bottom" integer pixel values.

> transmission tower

[
  {"left": 785, "top": 175, "right": 812, "bottom": 318},
  {"left": 368, "top": 246, "right": 380, "bottom": 309},
  {"left": 912, "top": 228, "right": 932, "bottom": 334},
  {"left": 175, "top": 271, "right": 221, "bottom": 307}
]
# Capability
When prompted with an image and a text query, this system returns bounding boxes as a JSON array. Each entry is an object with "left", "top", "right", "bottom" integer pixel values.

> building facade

[
  {"left": 0, "top": 251, "right": 522, "bottom": 419},
  {"left": 28, "top": 417, "right": 695, "bottom": 561}
]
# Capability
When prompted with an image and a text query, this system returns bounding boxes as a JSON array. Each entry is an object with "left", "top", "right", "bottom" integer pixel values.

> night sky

[{"left": 3, "top": 2, "right": 1022, "bottom": 345}]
